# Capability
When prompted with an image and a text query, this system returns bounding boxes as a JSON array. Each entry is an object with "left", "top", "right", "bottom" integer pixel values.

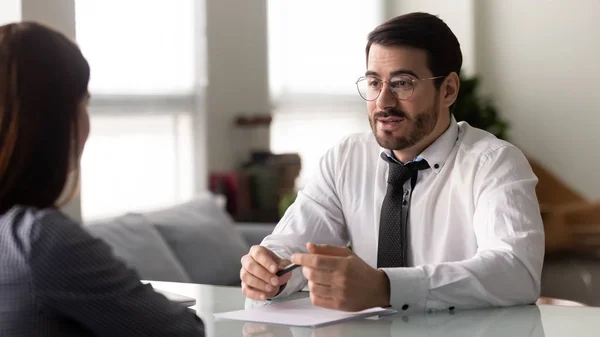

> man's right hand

[{"left": 240, "top": 245, "right": 293, "bottom": 300}]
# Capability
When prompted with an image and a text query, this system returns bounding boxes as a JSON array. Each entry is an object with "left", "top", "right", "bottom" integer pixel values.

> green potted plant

[
  {"left": 279, "top": 190, "right": 297, "bottom": 218},
  {"left": 453, "top": 74, "right": 508, "bottom": 140}
]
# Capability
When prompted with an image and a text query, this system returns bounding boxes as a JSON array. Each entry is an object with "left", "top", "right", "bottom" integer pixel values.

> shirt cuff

[{"left": 380, "top": 267, "right": 428, "bottom": 313}]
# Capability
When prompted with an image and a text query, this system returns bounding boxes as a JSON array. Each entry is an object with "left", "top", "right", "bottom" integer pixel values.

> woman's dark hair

[
  {"left": 0, "top": 22, "right": 90, "bottom": 213},
  {"left": 366, "top": 12, "right": 463, "bottom": 87}
]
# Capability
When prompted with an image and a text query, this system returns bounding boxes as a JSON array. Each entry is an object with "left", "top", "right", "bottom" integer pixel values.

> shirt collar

[{"left": 380, "top": 115, "right": 459, "bottom": 174}]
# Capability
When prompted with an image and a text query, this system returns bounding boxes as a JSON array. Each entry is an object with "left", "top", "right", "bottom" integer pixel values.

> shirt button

[
  {"left": 401, "top": 304, "right": 409, "bottom": 310},
  {"left": 434, "top": 164, "right": 440, "bottom": 169}
]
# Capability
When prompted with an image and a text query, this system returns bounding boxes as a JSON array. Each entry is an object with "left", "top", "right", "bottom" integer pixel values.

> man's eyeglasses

[{"left": 355, "top": 75, "right": 444, "bottom": 101}]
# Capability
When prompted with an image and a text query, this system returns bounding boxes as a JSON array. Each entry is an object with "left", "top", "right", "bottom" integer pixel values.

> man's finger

[
  {"left": 242, "top": 254, "right": 279, "bottom": 286},
  {"left": 242, "top": 281, "right": 269, "bottom": 301},
  {"left": 277, "top": 258, "right": 292, "bottom": 268},
  {"left": 306, "top": 242, "right": 352, "bottom": 257},
  {"left": 302, "top": 266, "right": 334, "bottom": 285},
  {"left": 250, "top": 245, "right": 279, "bottom": 273},
  {"left": 307, "top": 280, "right": 335, "bottom": 298},
  {"left": 309, "top": 292, "right": 336, "bottom": 310},
  {"left": 291, "top": 253, "right": 340, "bottom": 270},
  {"left": 240, "top": 268, "right": 275, "bottom": 293},
  {"left": 242, "top": 323, "right": 268, "bottom": 336}
]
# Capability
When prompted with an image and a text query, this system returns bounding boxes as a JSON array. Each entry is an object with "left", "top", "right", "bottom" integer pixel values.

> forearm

[
  {"left": 380, "top": 249, "right": 542, "bottom": 313},
  {"left": 261, "top": 190, "right": 348, "bottom": 298}
]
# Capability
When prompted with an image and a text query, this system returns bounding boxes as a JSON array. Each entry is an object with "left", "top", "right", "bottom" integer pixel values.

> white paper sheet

[{"left": 214, "top": 297, "right": 392, "bottom": 328}]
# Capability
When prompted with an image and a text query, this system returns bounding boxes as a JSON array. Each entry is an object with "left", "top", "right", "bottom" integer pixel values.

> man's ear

[{"left": 441, "top": 72, "right": 460, "bottom": 108}]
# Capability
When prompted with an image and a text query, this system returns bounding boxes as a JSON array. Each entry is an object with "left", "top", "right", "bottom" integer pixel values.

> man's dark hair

[{"left": 366, "top": 12, "right": 462, "bottom": 88}]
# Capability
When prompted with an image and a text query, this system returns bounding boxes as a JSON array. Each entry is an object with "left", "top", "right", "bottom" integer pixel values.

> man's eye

[
  {"left": 392, "top": 80, "right": 412, "bottom": 89},
  {"left": 368, "top": 80, "right": 381, "bottom": 87}
]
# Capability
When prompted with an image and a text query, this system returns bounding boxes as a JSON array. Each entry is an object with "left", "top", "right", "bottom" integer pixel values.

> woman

[{"left": 0, "top": 22, "right": 205, "bottom": 336}]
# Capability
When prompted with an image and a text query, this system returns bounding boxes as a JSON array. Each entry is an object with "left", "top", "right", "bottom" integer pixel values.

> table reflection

[{"left": 241, "top": 305, "right": 543, "bottom": 337}]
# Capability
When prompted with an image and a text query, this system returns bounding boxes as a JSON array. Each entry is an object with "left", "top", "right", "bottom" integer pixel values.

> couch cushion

[
  {"left": 86, "top": 213, "right": 191, "bottom": 283},
  {"left": 144, "top": 193, "right": 248, "bottom": 286},
  {"left": 235, "top": 223, "right": 277, "bottom": 248}
]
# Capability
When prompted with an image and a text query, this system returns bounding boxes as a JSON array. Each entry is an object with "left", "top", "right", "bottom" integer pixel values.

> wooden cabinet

[{"left": 529, "top": 156, "right": 600, "bottom": 255}]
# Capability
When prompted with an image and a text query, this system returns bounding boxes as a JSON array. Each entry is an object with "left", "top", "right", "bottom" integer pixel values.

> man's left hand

[{"left": 290, "top": 242, "right": 390, "bottom": 312}]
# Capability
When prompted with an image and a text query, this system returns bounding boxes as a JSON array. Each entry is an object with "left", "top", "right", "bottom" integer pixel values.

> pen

[{"left": 275, "top": 263, "right": 301, "bottom": 276}]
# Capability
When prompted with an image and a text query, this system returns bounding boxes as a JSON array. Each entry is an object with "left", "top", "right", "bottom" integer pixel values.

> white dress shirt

[{"left": 261, "top": 117, "right": 545, "bottom": 313}]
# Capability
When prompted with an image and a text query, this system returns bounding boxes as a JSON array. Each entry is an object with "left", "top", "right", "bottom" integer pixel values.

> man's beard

[{"left": 369, "top": 99, "right": 440, "bottom": 151}]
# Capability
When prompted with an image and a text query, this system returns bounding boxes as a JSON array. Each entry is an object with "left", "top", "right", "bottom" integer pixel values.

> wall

[
  {"left": 0, "top": 0, "right": 21, "bottom": 25},
  {"left": 387, "top": 0, "right": 475, "bottom": 76},
  {"left": 204, "top": 0, "right": 270, "bottom": 172},
  {"left": 21, "top": 0, "right": 75, "bottom": 38},
  {"left": 475, "top": 0, "right": 600, "bottom": 200}
]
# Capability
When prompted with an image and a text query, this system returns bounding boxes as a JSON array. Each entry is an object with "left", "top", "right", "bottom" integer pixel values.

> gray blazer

[{"left": 0, "top": 206, "right": 205, "bottom": 337}]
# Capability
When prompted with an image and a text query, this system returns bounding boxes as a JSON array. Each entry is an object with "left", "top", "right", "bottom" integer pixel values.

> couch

[{"left": 85, "top": 192, "right": 276, "bottom": 286}]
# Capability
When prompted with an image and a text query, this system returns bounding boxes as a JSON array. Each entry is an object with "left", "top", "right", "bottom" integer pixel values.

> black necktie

[{"left": 377, "top": 154, "right": 430, "bottom": 268}]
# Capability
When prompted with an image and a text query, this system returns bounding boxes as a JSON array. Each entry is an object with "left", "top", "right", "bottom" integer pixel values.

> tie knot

[{"left": 381, "top": 153, "right": 430, "bottom": 185}]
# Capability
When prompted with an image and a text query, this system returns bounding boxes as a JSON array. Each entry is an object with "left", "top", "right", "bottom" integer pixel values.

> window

[
  {"left": 75, "top": 0, "right": 195, "bottom": 95},
  {"left": 75, "top": 0, "right": 198, "bottom": 221},
  {"left": 270, "top": 108, "right": 371, "bottom": 188},
  {"left": 268, "top": 0, "right": 382, "bottom": 187}
]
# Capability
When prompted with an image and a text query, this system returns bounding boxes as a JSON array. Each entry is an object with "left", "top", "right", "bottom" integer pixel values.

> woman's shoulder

[{"left": 0, "top": 205, "right": 81, "bottom": 255}]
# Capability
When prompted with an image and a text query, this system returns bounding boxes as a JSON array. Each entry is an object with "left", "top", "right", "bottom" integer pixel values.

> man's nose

[{"left": 376, "top": 85, "right": 398, "bottom": 111}]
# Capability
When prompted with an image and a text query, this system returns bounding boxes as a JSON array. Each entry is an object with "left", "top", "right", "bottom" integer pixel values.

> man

[{"left": 240, "top": 12, "right": 544, "bottom": 313}]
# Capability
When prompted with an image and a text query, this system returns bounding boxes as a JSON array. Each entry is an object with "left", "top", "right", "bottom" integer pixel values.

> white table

[{"left": 149, "top": 281, "right": 600, "bottom": 337}]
